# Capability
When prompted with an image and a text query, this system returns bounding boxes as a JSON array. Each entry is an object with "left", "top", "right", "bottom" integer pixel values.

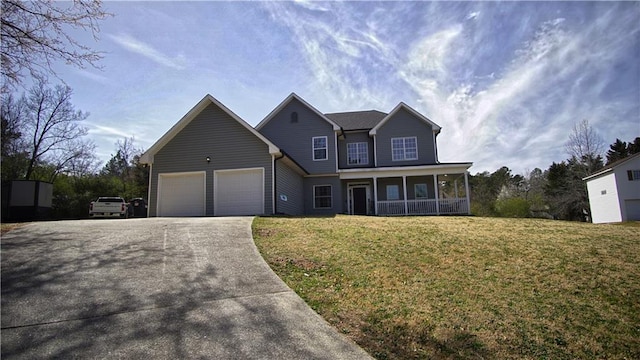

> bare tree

[
  {"left": 1, "top": 93, "right": 30, "bottom": 180},
  {"left": 1, "top": 0, "right": 111, "bottom": 89},
  {"left": 18, "top": 81, "right": 96, "bottom": 181},
  {"left": 565, "top": 119, "right": 605, "bottom": 160},
  {"left": 102, "top": 137, "right": 144, "bottom": 197},
  {"left": 1, "top": 93, "right": 25, "bottom": 156},
  {"left": 565, "top": 119, "right": 605, "bottom": 175}
]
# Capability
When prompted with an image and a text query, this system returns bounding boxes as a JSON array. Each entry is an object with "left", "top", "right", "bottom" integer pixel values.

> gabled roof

[
  {"left": 324, "top": 110, "right": 387, "bottom": 131},
  {"left": 255, "top": 93, "right": 341, "bottom": 131},
  {"left": 140, "top": 94, "right": 280, "bottom": 164},
  {"left": 369, "top": 102, "right": 441, "bottom": 136},
  {"left": 583, "top": 152, "right": 640, "bottom": 181}
]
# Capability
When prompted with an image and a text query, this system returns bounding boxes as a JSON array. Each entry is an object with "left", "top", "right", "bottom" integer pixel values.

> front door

[{"left": 353, "top": 187, "right": 367, "bottom": 215}]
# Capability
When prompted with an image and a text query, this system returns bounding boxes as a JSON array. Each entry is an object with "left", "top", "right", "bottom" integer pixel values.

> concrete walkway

[{"left": 1, "top": 217, "right": 372, "bottom": 359}]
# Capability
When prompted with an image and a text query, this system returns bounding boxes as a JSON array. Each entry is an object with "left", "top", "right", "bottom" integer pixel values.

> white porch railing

[
  {"left": 376, "top": 200, "right": 406, "bottom": 215},
  {"left": 438, "top": 198, "right": 469, "bottom": 215},
  {"left": 376, "top": 198, "right": 468, "bottom": 216}
]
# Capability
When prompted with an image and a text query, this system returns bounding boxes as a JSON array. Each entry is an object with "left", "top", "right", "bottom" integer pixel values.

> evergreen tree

[
  {"left": 627, "top": 137, "right": 640, "bottom": 155},
  {"left": 606, "top": 139, "right": 629, "bottom": 165}
]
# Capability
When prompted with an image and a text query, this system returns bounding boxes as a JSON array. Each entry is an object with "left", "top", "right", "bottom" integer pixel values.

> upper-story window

[
  {"left": 391, "top": 137, "right": 418, "bottom": 161},
  {"left": 628, "top": 170, "right": 640, "bottom": 181},
  {"left": 347, "top": 142, "right": 368, "bottom": 165},
  {"left": 313, "top": 136, "right": 328, "bottom": 161}
]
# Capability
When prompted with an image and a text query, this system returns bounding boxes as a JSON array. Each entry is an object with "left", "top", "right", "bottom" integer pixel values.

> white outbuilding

[{"left": 584, "top": 153, "right": 640, "bottom": 224}]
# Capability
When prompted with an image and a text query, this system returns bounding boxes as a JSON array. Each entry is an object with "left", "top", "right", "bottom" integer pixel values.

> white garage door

[
  {"left": 158, "top": 172, "right": 205, "bottom": 216},
  {"left": 625, "top": 199, "right": 640, "bottom": 221},
  {"left": 214, "top": 168, "right": 264, "bottom": 216}
]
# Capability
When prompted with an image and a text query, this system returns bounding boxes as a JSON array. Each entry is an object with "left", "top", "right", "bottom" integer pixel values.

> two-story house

[{"left": 140, "top": 93, "right": 472, "bottom": 217}]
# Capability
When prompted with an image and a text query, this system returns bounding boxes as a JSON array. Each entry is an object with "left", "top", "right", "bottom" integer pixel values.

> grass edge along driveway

[{"left": 252, "top": 216, "right": 639, "bottom": 360}]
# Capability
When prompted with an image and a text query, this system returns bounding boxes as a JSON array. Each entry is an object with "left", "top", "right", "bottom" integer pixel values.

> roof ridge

[{"left": 324, "top": 109, "right": 387, "bottom": 115}]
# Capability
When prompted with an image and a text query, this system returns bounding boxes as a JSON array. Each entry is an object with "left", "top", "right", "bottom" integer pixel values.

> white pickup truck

[{"left": 89, "top": 197, "right": 129, "bottom": 218}]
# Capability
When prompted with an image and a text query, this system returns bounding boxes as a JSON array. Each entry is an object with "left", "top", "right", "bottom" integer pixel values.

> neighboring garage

[
  {"left": 214, "top": 168, "right": 264, "bottom": 216},
  {"left": 157, "top": 172, "right": 206, "bottom": 216}
]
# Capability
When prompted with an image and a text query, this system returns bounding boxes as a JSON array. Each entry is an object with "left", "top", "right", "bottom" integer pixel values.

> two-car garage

[
  {"left": 157, "top": 168, "right": 265, "bottom": 217},
  {"left": 140, "top": 94, "right": 281, "bottom": 218}
]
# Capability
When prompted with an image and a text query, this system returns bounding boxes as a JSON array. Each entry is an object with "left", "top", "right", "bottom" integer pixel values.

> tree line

[
  {"left": 469, "top": 121, "right": 639, "bottom": 221},
  {"left": 1, "top": 0, "right": 134, "bottom": 219},
  {"left": 1, "top": 82, "right": 148, "bottom": 219}
]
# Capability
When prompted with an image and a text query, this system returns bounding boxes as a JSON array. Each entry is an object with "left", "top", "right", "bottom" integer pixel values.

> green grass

[{"left": 252, "top": 216, "right": 640, "bottom": 359}]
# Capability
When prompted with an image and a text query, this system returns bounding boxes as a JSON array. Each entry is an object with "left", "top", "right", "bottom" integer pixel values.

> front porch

[{"left": 339, "top": 164, "right": 472, "bottom": 216}]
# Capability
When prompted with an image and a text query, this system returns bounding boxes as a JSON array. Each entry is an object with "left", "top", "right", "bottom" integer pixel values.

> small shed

[
  {"left": 1, "top": 180, "right": 53, "bottom": 221},
  {"left": 584, "top": 153, "right": 640, "bottom": 224}
]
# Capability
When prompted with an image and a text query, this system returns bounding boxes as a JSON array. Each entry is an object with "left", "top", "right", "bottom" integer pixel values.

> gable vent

[{"left": 291, "top": 112, "right": 298, "bottom": 123}]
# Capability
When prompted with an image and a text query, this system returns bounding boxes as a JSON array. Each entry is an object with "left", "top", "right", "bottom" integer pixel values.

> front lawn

[{"left": 253, "top": 216, "right": 639, "bottom": 359}]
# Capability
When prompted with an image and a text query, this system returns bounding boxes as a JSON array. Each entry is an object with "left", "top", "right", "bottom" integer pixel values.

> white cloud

[
  {"left": 466, "top": 11, "right": 480, "bottom": 20},
  {"left": 293, "top": 0, "right": 329, "bottom": 12},
  {"left": 404, "top": 26, "right": 463, "bottom": 75},
  {"left": 74, "top": 69, "right": 114, "bottom": 85},
  {"left": 108, "top": 33, "right": 186, "bottom": 70},
  {"left": 263, "top": 2, "right": 397, "bottom": 109},
  {"left": 89, "top": 124, "right": 133, "bottom": 139},
  {"left": 398, "top": 11, "right": 638, "bottom": 173}
]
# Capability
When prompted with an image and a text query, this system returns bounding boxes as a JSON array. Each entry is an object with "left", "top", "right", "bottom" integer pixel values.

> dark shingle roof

[{"left": 324, "top": 110, "right": 387, "bottom": 131}]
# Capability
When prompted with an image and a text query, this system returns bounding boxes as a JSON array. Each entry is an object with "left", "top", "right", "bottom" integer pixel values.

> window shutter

[{"left": 629, "top": 170, "right": 634, "bottom": 181}]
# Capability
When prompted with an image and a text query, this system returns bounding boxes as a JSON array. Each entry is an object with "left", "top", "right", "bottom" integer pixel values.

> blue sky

[{"left": 40, "top": 1, "right": 640, "bottom": 174}]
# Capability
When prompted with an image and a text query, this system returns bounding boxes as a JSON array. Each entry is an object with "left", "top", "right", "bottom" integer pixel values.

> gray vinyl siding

[
  {"left": 338, "top": 131, "right": 374, "bottom": 169},
  {"left": 375, "top": 108, "right": 437, "bottom": 167},
  {"left": 275, "top": 160, "right": 304, "bottom": 215},
  {"left": 149, "top": 103, "right": 273, "bottom": 216},
  {"left": 259, "top": 98, "right": 337, "bottom": 175},
  {"left": 304, "top": 176, "right": 343, "bottom": 215}
]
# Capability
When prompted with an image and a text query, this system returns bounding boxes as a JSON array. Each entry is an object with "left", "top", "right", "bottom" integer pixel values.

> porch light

[{"left": 206, "top": 156, "right": 211, "bottom": 163}]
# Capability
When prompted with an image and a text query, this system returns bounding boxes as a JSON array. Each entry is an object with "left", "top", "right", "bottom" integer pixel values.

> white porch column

[
  {"left": 433, "top": 174, "right": 440, "bottom": 215},
  {"left": 454, "top": 179, "right": 459, "bottom": 198},
  {"left": 373, "top": 176, "right": 378, "bottom": 215},
  {"left": 402, "top": 175, "right": 408, "bottom": 215},
  {"left": 464, "top": 171, "right": 471, "bottom": 214}
]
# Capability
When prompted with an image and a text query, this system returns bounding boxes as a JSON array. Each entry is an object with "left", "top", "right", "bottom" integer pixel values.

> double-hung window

[
  {"left": 414, "top": 183, "right": 428, "bottom": 198},
  {"left": 386, "top": 185, "right": 400, "bottom": 200},
  {"left": 313, "top": 136, "right": 328, "bottom": 161},
  {"left": 628, "top": 170, "right": 640, "bottom": 181},
  {"left": 313, "top": 185, "right": 332, "bottom": 208},
  {"left": 347, "top": 142, "right": 368, "bottom": 165},
  {"left": 391, "top": 137, "right": 418, "bottom": 161}
]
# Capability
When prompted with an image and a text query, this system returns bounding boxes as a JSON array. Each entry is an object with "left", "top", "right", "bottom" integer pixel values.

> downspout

[
  {"left": 147, "top": 162, "right": 153, "bottom": 217},
  {"left": 273, "top": 153, "right": 285, "bottom": 215},
  {"left": 434, "top": 131, "right": 440, "bottom": 163},
  {"left": 373, "top": 135, "right": 378, "bottom": 167},
  {"left": 335, "top": 128, "right": 344, "bottom": 173}
]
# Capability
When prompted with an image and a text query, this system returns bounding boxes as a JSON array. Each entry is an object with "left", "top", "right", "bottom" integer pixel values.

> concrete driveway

[{"left": 1, "top": 217, "right": 372, "bottom": 359}]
